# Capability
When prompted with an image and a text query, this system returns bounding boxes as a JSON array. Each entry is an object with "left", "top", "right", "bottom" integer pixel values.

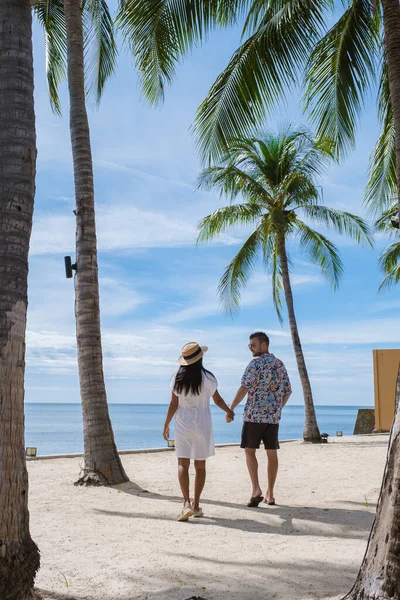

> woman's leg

[
  {"left": 178, "top": 458, "right": 191, "bottom": 506},
  {"left": 193, "top": 459, "right": 206, "bottom": 510}
]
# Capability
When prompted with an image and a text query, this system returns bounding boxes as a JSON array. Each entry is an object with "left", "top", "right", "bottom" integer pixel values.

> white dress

[{"left": 171, "top": 372, "right": 217, "bottom": 460}]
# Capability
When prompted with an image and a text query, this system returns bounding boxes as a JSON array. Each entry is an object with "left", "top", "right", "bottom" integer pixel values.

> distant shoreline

[{"left": 25, "top": 402, "right": 373, "bottom": 407}]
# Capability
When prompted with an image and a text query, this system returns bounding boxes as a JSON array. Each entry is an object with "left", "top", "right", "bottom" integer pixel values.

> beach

[{"left": 32, "top": 435, "right": 388, "bottom": 600}]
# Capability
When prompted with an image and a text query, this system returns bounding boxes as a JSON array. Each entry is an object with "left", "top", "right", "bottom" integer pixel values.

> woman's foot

[
  {"left": 177, "top": 503, "right": 194, "bottom": 521},
  {"left": 192, "top": 505, "right": 204, "bottom": 518}
]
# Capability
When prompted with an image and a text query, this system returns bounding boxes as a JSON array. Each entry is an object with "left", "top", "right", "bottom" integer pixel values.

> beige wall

[{"left": 373, "top": 349, "right": 400, "bottom": 431}]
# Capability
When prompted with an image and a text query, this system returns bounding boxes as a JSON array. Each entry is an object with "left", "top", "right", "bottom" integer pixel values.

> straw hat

[{"left": 178, "top": 342, "right": 208, "bottom": 366}]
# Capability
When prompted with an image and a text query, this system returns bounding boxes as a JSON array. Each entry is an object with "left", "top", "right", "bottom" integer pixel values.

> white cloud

[{"left": 30, "top": 203, "right": 239, "bottom": 255}]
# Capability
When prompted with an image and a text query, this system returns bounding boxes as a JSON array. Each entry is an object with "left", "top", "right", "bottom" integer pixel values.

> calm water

[{"left": 24, "top": 403, "right": 366, "bottom": 456}]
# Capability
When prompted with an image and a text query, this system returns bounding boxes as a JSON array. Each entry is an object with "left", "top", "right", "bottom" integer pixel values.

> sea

[{"left": 24, "top": 403, "right": 367, "bottom": 456}]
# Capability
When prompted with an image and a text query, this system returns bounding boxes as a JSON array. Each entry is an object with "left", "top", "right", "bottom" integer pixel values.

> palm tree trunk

[
  {"left": 64, "top": 0, "right": 128, "bottom": 486},
  {"left": 0, "top": 0, "right": 40, "bottom": 596},
  {"left": 381, "top": 0, "right": 400, "bottom": 220},
  {"left": 277, "top": 233, "right": 321, "bottom": 443},
  {"left": 343, "top": 368, "right": 400, "bottom": 599}
]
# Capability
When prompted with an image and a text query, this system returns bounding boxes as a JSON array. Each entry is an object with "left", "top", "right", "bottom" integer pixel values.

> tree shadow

[
  {"left": 36, "top": 555, "right": 357, "bottom": 600},
  {"left": 94, "top": 499, "right": 374, "bottom": 539}
]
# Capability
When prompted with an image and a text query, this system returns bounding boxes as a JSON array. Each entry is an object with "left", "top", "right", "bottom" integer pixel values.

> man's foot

[
  {"left": 246, "top": 495, "right": 264, "bottom": 507},
  {"left": 264, "top": 490, "right": 276, "bottom": 505}
]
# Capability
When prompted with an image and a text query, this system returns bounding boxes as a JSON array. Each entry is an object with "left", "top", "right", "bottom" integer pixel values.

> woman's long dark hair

[{"left": 173, "top": 358, "right": 215, "bottom": 396}]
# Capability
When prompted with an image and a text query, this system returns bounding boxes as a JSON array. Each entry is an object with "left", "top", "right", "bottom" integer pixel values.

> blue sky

[{"left": 26, "top": 11, "right": 399, "bottom": 406}]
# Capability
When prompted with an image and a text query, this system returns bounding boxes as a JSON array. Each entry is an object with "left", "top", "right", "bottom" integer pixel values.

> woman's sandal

[{"left": 246, "top": 495, "right": 264, "bottom": 507}]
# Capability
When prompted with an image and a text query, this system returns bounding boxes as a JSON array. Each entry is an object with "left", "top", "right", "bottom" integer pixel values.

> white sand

[{"left": 30, "top": 435, "right": 389, "bottom": 600}]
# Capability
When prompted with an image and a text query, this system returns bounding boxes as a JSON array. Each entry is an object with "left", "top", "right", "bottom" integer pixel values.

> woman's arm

[
  {"left": 163, "top": 392, "right": 179, "bottom": 440},
  {"left": 212, "top": 390, "right": 235, "bottom": 420}
]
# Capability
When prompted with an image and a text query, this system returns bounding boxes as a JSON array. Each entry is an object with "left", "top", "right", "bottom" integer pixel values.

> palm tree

[
  {"left": 197, "top": 129, "right": 372, "bottom": 443},
  {"left": 0, "top": 0, "right": 40, "bottom": 596},
  {"left": 35, "top": 0, "right": 128, "bottom": 485}
]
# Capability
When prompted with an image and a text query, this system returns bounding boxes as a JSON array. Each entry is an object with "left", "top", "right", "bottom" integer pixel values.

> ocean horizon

[{"left": 24, "top": 403, "right": 369, "bottom": 456}]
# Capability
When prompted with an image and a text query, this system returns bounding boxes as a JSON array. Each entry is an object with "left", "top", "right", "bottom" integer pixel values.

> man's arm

[
  {"left": 282, "top": 392, "right": 291, "bottom": 408},
  {"left": 230, "top": 385, "right": 249, "bottom": 411}
]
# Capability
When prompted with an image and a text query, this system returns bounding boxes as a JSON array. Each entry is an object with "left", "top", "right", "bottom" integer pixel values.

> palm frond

[
  {"left": 197, "top": 202, "right": 263, "bottom": 243},
  {"left": 304, "top": 0, "right": 380, "bottom": 160},
  {"left": 365, "top": 56, "right": 397, "bottom": 215},
  {"left": 194, "top": 0, "right": 328, "bottom": 162},
  {"left": 260, "top": 226, "right": 284, "bottom": 323},
  {"left": 116, "top": 0, "right": 241, "bottom": 106},
  {"left": 218, "top": 225, "right": 264, "bottom": 313},
  {"left": 378, "top": 241, "right": 400, "bottom": 289},
  {"left": 299, "top": 205, "right": 373, "bottom": 246},
  {"left": 197, "top": 158, "right": 270, "bottom": 202},
  {"left": 83, "top": 0, "right": 117, "bottom": 105},
  {"left": 34, "top": 0, "right": 67, "bottom": 115},
  {"left": 295, "top": 219, "right": 343, "bottom": 288}
]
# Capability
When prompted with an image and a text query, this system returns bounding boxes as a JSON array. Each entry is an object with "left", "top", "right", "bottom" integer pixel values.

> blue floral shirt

[{"left": 241, "top": 353, "right": 291, "bottom": 424}]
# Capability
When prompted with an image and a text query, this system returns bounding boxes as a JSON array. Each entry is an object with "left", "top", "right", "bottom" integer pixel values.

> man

[{"left": 228, "top": 332, "right": 291, "bottom": 507}]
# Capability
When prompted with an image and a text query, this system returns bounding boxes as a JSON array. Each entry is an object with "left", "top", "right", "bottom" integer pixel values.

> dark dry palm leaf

[{"left": 304, "top": 0, "right": 381, "bottom": 160}]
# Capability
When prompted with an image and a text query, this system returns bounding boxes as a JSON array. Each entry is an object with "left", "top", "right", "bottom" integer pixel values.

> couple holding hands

[{"left": 163, "top": 331, "right": 292, "bottom": 522}]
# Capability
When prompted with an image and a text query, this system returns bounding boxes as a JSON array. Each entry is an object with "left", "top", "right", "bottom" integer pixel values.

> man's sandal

[{"left": 246, "top": 495, "right": 264, "bottom": 507}]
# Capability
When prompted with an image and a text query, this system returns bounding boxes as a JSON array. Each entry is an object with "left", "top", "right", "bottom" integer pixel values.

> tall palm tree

[
  {"left": 197, "top": 129, "right": 372, "bottom": 443},
  {"left": 0, "top": 0, "right": 40, "bottom": 596},
  {"left": 35, "top": 0, "right": 128, "bottom": 485}
]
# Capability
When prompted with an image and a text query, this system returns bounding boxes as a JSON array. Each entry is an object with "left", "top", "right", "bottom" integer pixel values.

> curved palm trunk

[
  {"left": 381, "top": 0, "right": 400, "bottom": 220},
  {"left": 0, "top": 0, "right": 40, "bottom": 596},
  {"left": 64, "top": 0, "right": 128, "bottom": 486},
  {"left": 344, "top": 368, "right": 400, "bottom": 599},
  {"left": 277, "top": 234, "right": 321, "bottom": 443}
]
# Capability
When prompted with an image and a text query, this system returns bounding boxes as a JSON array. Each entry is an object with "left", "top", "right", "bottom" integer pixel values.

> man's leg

[
  {"left": 266, "top": 449, "right": 278, "bottom": 501},
  {"left": 193, "top": 459, "right": 206, "bottom": 510},
  {"left": 177, "top": 458, "right": 191, "bottom": 506},
  {"left": 245, "top": 448, "right": 263, "bottom": 498}
]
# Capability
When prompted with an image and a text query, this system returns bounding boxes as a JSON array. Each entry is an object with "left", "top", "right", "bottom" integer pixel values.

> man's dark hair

[{"left": 249, "top": 331, "right": 270, "bottom": 346}]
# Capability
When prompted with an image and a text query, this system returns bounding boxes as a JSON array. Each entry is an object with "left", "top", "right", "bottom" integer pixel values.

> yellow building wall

[{"left": 373, "top": 349, "right": 400, "bottom": 431}]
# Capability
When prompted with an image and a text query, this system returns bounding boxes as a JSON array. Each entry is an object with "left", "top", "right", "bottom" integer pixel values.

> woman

[{"left": 163, "top": 342, "right": 234, "bottom": 521}]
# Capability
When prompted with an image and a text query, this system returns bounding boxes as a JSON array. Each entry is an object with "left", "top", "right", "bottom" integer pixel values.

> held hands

[
  {"left": 163, "top": 425, "right": 170, "bottom": 441},
  {"left": 226, "top": 408, "right": 235, "bottom": 423}
]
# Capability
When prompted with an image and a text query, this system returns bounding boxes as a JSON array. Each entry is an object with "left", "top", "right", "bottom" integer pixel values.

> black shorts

[{"left": 241, "top": 422, "right": 280, "bottom": 450}]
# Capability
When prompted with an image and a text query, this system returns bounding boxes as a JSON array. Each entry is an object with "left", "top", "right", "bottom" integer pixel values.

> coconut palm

[
  {"left": 35, "top": 0, "right": 128, "bottom": 485},
  {"left": 197, "top": 129, "right": 372, "bottom": 443},
  {"left": 0, "top": 0, "right": 40, "bottom": 596}
]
